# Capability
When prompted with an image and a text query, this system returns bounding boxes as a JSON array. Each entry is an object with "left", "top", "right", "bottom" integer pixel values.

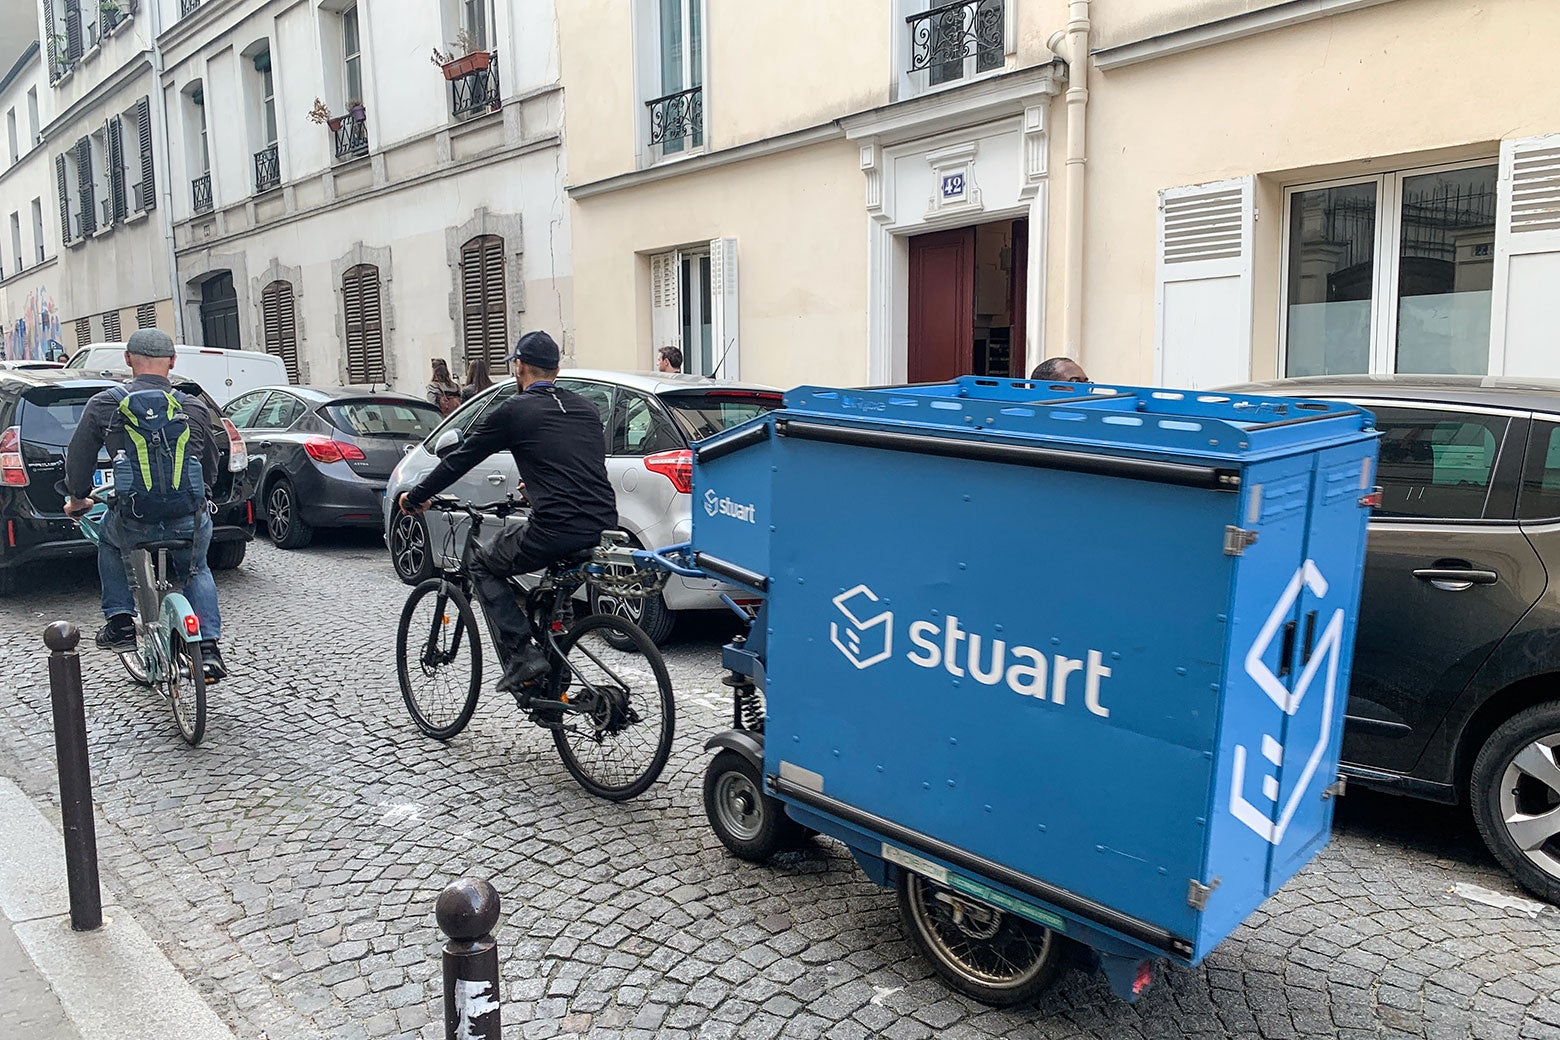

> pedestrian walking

[{"left": 427, "top": 359, "right": 463, "bottom": 416}]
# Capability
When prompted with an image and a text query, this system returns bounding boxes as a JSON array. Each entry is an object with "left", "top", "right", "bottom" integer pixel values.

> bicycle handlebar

[{"left": 426, "top": 496, "right": 521, "bottom": 517}]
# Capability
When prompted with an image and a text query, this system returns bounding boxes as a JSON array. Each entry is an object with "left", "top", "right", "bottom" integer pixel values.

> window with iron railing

[
  {"left": 192, "top": 173, "right": 212, "bottom": 213},
  {"left": 180, "top": 0, "right": 201, "bottom": 18},
  {"left": 640, "top": 0, "right": 704, "bottom": 162},
  {"left": 449, "top": 55, "right": 501, "bottom": 119},
  {"left": 905, "top": 0, "right": 1005, "bottom": 88},
  {"left": 333, "top": 113, "right": 369, "bottom": 162},
  {"left": 254, "top": 143, "right": 280, "bottom": 193}
]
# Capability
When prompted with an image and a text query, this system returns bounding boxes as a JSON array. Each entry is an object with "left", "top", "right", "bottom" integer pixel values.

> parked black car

[
  {"left": 223, "top": 387, "right": 441, "bottom": 549},
  {"left": 1227, "top": 375, "right": 1560, "bottom": 902},
  {"left": 0, "top": 368, "right": 258, "bottom": 594}
]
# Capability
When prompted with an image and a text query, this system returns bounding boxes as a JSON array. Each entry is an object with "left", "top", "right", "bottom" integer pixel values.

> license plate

[{"left": 91, "top": 468, "right": 109, "bottom": 488}]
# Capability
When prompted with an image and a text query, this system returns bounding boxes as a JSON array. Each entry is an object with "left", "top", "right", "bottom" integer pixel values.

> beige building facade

[{"left": 561, "top": 0, "right": 1560, "bottom": 391}]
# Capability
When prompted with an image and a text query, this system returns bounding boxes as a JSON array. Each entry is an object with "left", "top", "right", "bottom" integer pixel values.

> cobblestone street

[{"left": 1, "top": 533, "right": 1557, "bottom": 1040}]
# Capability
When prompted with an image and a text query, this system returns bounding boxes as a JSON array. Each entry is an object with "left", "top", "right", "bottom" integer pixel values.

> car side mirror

[{"left": 432, "top": 428, "right": 464, "bottom": 458}]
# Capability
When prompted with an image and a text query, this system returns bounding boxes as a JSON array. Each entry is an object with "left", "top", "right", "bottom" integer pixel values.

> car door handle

[
  {"left": 485, "top": 473, "right": 506, "bottom": 485},
  {"left": 1413, "top": 566, "right": 1498, "bottom": 591}
]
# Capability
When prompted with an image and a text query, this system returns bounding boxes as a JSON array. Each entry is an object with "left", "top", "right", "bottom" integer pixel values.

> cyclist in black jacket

[{"left": 399, "top": 331, "right": 617, "bottom": 691}]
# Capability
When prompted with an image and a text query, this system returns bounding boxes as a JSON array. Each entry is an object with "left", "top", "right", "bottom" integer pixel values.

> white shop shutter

[
  {"left": 1490, "top": 134, "right": 1560, "bottom": 378},
  {"left": 708, "top": 236, "right": 740, "bottom": 379},
  {"left": 1155, "top": 177, "right": 1255, "bottom": 389},
  {"left": 649, "top": 250, "right": 681, "bottom": 368}
]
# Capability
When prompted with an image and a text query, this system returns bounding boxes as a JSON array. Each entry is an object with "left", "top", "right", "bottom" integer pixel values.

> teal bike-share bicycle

[{"left": 70, "top": 477, "right": 209, "bottom": 745}]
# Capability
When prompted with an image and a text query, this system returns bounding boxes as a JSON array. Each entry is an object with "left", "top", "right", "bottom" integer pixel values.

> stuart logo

[
  {"left": 827, "top": 583, "right": 1113, "bottom": 716},
  {"left": 1230, "top": 561, "right": 1344, "bottom": 846},
  {"left": 830, "top": 585, "right": 893, "bottom": 669},
  {"left": 703, "top": 488, "right": 757, "bottom": 523}
]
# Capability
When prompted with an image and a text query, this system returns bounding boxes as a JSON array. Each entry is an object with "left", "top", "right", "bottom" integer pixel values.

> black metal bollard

[
  {"left": 43, "top": 621, "right": 102, "bottom": 932},
  {"left": 437, "top": 877, "right": 501, "bottom": 1040}
]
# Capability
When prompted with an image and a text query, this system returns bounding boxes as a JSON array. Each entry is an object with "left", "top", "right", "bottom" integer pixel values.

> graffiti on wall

[{"left": 1, "top": 288, "right": 67, "bottom": 362}]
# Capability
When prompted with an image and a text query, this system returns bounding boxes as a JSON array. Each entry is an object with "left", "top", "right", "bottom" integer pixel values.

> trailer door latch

[
  {"left": 1322, "top": 775, "right": 1348, "bottom": 800},
  {"left": 1223, "top": 526, "right": 1258, "bottom": 556},
  {"left": 1187, "top": 877, "right": 1221, "bottom": 910}
]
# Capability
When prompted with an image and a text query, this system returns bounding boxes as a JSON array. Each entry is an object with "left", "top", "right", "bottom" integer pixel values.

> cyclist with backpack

[{"left": 62, "top": 329, "right": 228, "bottom": 682}]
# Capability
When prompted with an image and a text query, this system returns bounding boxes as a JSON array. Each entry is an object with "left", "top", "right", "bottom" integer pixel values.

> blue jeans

[{"left": 99, "top": 508, "right": 223, "bottom": 642}]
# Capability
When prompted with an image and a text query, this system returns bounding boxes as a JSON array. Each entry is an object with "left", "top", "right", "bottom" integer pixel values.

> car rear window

[
  {"left": 1371, "top": 406, "right": 1509, "bottom": 520},
  {"left": 17, "top": 388, "right": 99, "bottom": 446},
  {"left": 324, "top": 399, "right": 442, "bottom": 438},
  {"left": 661, "top": 391, "right": 782, "bottom": 442}
]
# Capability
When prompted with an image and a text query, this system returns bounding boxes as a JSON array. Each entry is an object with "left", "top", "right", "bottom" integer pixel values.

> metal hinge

[
  {"left": 1322, "top": 775, "right": 1348, "bottom": 800},
  {"left": 1223, "top": 526, "right": 1258, "bottom": 556},
  {"left": 1187, "top": 876, "right": 1221, "bottom": 910}
]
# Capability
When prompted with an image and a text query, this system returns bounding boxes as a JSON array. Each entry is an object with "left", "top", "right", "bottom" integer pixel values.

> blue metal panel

[{"left": 689, "top": 416, "right": 775, "bottom": 586}]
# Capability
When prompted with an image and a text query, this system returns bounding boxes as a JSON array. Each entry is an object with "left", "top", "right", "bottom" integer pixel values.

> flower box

[{"left": 440, "top": 51, "right": 491, "bottom": 81}]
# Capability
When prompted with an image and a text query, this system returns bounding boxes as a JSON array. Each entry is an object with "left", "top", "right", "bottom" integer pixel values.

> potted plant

[
  {"left": 347, "top": 100, "right": 366, "bottom": 123},
  {"left": 430, "top": 29, "right": 489, "bottom": 80},
  {"left": 307, "top": 97, "right": 341, "bottom": 132}
]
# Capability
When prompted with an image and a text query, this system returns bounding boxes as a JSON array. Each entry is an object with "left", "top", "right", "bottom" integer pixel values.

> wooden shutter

[
  {"left": 55, "top": 154, "right": 71, "bottom": 240},
  {"left": 65, "top": 2, "right": 83, "bottom": 61},
  {"left": 103, "top": 310, "right": 121, "bottom": 341},
  {"left": 74, "top": 317, "right": 91, "bottom": 346},
  {"left": 136, "top": 302, "right": 157, "bottom": 329},
  {"left": 1490, "top": 135, "right": 1560, "bottom": 378},
  {"left": 707, "top": 237, "right": 740, "bottom": 378},
  {"left": 44, "top": 0, "right": 59, "bottom": 82},
  {"left": 649, "top": 251, "right": 681, "bottom": 367},
  {"left": 261, "top": 280, "right": 301, "bottom": 383},
  {"left": 1154, "top": 176, "right": 1255, "bottom": 389},
  {"left": 135, "top": 97, "right": 155, "bottom": 211},
  {"left": 106, "top": 116, "right": 127, "bottom": 223},
  {"left": 342, "top": 264, "right": 385, "bottom": 384},
  {"left": 75, "top": 138, "right": 95, "bottom": 237},
  {"left": 460, "top": 235, "right": 507, "bottom": 374}
]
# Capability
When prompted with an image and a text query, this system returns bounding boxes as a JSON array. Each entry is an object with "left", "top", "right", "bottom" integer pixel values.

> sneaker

[
  {"left": 496, "top": 644, "right": 550, "bottom": 693},
  {"left": 94, "top": 614, "right": 136, "bottom": 652},
  {"left": 201, "top": 641, "right": 227, "bottom": 683}
]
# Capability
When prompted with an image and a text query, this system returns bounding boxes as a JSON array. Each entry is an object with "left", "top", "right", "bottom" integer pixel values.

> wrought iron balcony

[
  {"left": 449, "top": 57, "right": 501, "bottom": 119},
  {"left": 907, "top": 0, "right": 1004, "bottom": 84},
  {"left": 254, "top": 143, "right": 280, "bottom": 194},
  {"left": 332, "top": 114, "right": 369, "bottom": 162},
  {"left": 192, "top": 173, "right": 212, "bottom": 214},
  {"left": 645, "top": 86, "right": 703, "bottom": 150},
  {"left": 179, "top": 0, "right": 201, "bottom": 18}
]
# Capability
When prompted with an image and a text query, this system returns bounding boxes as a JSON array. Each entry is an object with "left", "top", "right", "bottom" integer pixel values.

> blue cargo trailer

[{"left": 648, "top": 376, "right": 1379, "bottom": 1006}]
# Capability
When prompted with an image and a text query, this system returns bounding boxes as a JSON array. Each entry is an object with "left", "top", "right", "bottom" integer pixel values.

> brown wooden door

[
  {"left": 1010, "top": 218, "right": 1028, "bottom": 376},
  {"left": 908, "top": 226, "right": 975, "bottom": 382}
]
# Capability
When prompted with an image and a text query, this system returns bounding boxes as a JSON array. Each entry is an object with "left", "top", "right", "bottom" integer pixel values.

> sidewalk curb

[{"left": 0, "top": 776, "right": 236, "bottom": 1040}]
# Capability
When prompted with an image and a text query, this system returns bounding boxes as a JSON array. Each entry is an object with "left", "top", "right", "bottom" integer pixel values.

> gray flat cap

[{"left": 126, "top": 328, "right": 175, "bottom": 357}]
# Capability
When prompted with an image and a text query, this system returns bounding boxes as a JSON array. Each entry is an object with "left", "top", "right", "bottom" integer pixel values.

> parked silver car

[{"left": 383, "top": 370, "right": 781, "bottom": 643}]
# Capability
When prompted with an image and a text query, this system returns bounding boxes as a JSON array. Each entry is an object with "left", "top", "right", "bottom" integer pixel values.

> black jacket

[
  {"left": 65, "top": 374, "right": 219, "bottom": 501},
  {"left": 409, "top": 382, "right": 617, "bottom": 535}
]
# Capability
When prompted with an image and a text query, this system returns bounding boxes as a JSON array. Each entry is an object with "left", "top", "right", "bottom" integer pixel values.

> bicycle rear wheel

[
  {"left": 397, "top": 579, "right": 483, "bottom": 740},
  {"left": 549, "top": 614, "right": 675, "bottom": 801},
  {"left": 167, "top": 636, "right": 207, "bottom": 746}
]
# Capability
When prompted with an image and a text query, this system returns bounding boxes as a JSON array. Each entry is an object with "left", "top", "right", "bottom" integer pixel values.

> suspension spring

[{"left": 736, "top": 682, "right": 765, "bottom": 733}]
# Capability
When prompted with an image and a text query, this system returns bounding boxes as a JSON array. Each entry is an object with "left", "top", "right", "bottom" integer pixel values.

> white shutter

[
  {"left": 1490, "top": 135, "right": 1560, "bottom": 378},
  {"left": 1155, "top": 177, "right": 1255, "bottom": 389},
  {"left": 708, "top": 236, "right": 740, "bottom": 379},
  {"left": 650, "top": 250, "right": 681, "bottom": 368}
]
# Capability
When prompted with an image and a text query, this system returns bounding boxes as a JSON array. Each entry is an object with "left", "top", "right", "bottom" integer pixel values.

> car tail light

[
  {"left": 0, "top": 426, "right": 27, "bottom": 486},
  {"left": 222, "top": 418, "right": 248, "bottom": 473},
  {"left": 643, "top": 449, "right": 693, "bottom": 494},
  {"left": 303, "top": 438, "right": 366, "bottom": 463}
]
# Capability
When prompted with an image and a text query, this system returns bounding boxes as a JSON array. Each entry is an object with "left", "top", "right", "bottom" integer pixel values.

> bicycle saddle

[{"left": 133, "top": 539, "right": 194, "bottom": 553}]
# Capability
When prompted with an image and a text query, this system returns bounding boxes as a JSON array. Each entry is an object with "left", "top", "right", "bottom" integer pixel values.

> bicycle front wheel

[
  {"left": 549, "top": 614, "right": 676, "bottom": 801},
  {"left": 167, "top": 636, "right": 207, "bottom": 746},
  {"left": 397, "top": 579, "right": 482, "bottom": 740}
]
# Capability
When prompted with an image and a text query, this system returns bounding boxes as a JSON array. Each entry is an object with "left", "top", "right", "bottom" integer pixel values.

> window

[
  {"left": 639, "top": 0, "right": 704, "bottom": 160},
  {"left": 341, "top": 263, "right": 385, "bottom": 384},
  {"left": 74, "top": 316, "right": 90, "bottom": 345},
  {"left": 431, "top": 381, "right": 516, "bottom": 442},
  {"left": 223, "top": 391, "right": 270, "bottom": 428},
  {"left": 649, "top": 240, "right": 740, "bottom": 377},
  {"left": 31, "top": 199, "right": 44, "bottom": 263},
  {"left": 251, "top": 393, "right": 305, "bottom": 431},
  {"left": 26, "top": 89, "right": 38, "bottom": 145},
  {"left": 462, "top": 0, "right": 489, "bottom": 50},
  {"left": 136, "top": 301, "right": 157, "bottom": 328},
  {"left": 1284, "top": 161, "right": 1498, "bottom": 378},
  {"left": 660, "top": 390, "right": 782, "bottom": 441},
  {"left": 105, "top": 117, "right": 128, "bottom": 225},
  {"left": 459, "top": 235, "right": 507, "bottom": 375},
  {"left": 6, "top": 108, "right": 17, "bottom": 165},
  {"left": 610, "top": 392, "right": 682, "bottom": 456},
  {"left": 132, "top": 96, "right": 156, "bottom": 213},
  {"left": 9, "top": 213, "right": 20, "bottom": 274},
  {"left": 1369, "top": 405, "right": 1509, "bottom": 521},
  {"left": 325, "top": 400, "right": 441, "bottom": 438},
  {"left": 55, "top": 153, "right": 76, "bottom": 241},
  {"left": 260, "top": 280, "right": 300, "bottom": 383},
  {"left": 261, "top": 60, "right": 277, "bottom": 146},
  {"left": 1518, "top": 420, "right": 1560, "bottom": 522},
  {"left": 556, "top": 379, "right": 615, "bottom": 438},
  {"left": 88, "top": 128, "right": 111, "bottom": 228},
  {"left": 343, "top": 6, "right": 363, "bottom": 104},
  {"left": 71, "top": 136, "right": 95, "bottom": 236}
]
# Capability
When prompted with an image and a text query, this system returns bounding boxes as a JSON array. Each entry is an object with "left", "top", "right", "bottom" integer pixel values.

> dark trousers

[{"left": 470, "top": 518, "right": 599, "bottom": 661}]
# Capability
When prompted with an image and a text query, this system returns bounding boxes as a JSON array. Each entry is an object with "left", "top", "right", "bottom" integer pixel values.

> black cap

[{"left": 509, "top": 331, "right": 560, "bottom": 369}]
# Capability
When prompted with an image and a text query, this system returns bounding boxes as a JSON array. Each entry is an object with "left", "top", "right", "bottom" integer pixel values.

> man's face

[{"left": 657, "top": 356, "right": 673, "bottom": 373}]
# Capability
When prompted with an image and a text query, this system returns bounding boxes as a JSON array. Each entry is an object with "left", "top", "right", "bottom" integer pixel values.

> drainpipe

[
  {"left": 1047, "top": 0, "right": 1090, "bottom": 362},
  {"left": 146, "top": 0, "right": 185, "bottom": 342}
]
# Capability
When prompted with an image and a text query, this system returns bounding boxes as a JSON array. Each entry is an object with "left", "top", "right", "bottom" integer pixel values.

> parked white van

[{"left": 65, "top": 344, "right": 289, "bottom": 406}]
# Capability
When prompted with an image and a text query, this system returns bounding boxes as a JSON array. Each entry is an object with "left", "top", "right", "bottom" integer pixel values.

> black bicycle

[{"left": 395, "top": 497, "right": 675, "bottom": 801}]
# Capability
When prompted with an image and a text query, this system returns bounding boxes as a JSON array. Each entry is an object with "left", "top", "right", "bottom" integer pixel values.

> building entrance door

[
  {"left": 907, "top": 218, "right": 1027, "bottom": 382},
  {"left": 199, "top": 272, "right": 240, "bottom": 350}
]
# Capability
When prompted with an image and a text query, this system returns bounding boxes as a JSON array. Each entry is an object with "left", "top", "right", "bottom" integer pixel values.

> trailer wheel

[
  {"left": 703, "top": 750, "right": 797, "bottom": 861},
  {"left": 897, "top": 870, "right": 1066, "bottom": 1007}
]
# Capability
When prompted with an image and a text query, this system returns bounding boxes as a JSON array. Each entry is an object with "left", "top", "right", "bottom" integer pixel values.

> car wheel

[
  {"left": 207, "top": 540, "right": 247, "bottom": 570},
  {"left": 588, "top": 580, "right": 675, "bottom": 648},
  {"left": 265, "top": 477, "right": 314, "bottom": 550},
  {"left": 389, "top": 511, "right": 435, "bottom": 584},
  {"left": 1470, "top": 701, "right": 1560, "bottom": 904}
]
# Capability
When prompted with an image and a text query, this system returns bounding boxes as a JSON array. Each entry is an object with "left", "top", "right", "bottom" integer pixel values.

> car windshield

[
  {"left": 660, "top": 391, "right": 782, "bottom": 441},
  {"left": 324, "top": 399, "right": 442, "bottom": 438},
  {"left": 17, "top": 388, "right": 100, "bottom": 446}
]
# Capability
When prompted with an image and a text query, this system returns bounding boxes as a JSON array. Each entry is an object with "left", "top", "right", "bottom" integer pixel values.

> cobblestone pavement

[{"left": 1, "top": 532, "right": 1557, "bottom": 1040}]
